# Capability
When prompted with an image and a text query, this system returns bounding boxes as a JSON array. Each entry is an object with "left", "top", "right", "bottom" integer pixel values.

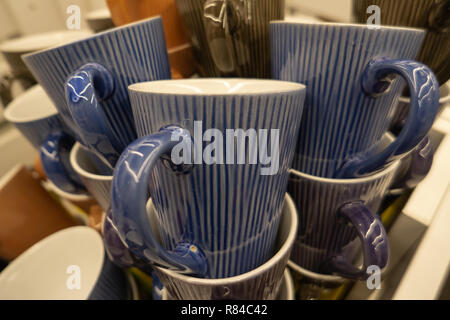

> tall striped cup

[
  {"left": 22, "top": 16, "right": 171, "bottom": 172},
  {"left": 110, "top": 78, "right": 306, "bottom": 278},
  {"left": 271, "top": 22, "right": 440, "bottom": 178}
]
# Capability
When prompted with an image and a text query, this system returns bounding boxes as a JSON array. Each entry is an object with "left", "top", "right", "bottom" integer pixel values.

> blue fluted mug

[
  {"left": 4, "top": 85, "right": 86, "bottom": 195},
  {"left": 287, "top": 134, "right": 400, "bottom": 280},
  {"left": 22, "top": 16, "right": 171, "bottom": 173},
  {"left": 110, "top": 78, "right": 306, "bottom": 278},
  {"left": 271, "top": 22, "right": 440, "bottom": 178}
]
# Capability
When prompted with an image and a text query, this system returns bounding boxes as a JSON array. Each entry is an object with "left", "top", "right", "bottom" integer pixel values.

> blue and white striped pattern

[
  {"left": 287, "top": 163, "right": 397, "bottom": 273},
  {"left": 70, "top": 143, "right": 112, "bottom": 212},
  {"left": 127, "top": 79, "right": 305, "bottom": 278},
  {"left": 271, "top": 22, "right": 425, "bottom": 177},
  {"left": 154, "top": 194, "right": 297, "bottom": 300},
  {"left": 22, "top": 17, "right": 171, "bottom": 152}
]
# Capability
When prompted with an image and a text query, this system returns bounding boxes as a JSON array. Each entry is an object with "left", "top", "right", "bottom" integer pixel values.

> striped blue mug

[
  {"left": 22, "top": 16, "right": 171, "bottom": 174},
  {"left": 271, "top": 22, "right": 440, "bottom": 178},
  {"left": 110, "top": 78, "right": 306, "bottom": 278}
]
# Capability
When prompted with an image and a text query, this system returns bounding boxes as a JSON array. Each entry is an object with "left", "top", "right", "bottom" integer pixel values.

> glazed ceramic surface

[
  {"left": 353, "top": 0, "right": 450, "bottom": 86},
  {"left": 271, "top": 22, "right": 439, "bottom": 178},
  {"left": 4, "top": 85, "right": 85, "bottom": 194},
  {"left": 70, "top": 142, "right": 112, "bottom": 212},
  {"left": 110, "top": 78, "right": 305, "bottom": 278},
  {"left": 288, "top": 144, "right": 399, "bottom": 280},
  {"left": 23, "top": 17, "right": 171, "bottom": 169},
  {"left": 105, "top": 194, "right": 298, "bottom": 299},
  {"left": 176, "top": 0, "right": 284, "bottom": 77},
  {"left": 0, "top": 227, "right": 127, "bottom": 300}
]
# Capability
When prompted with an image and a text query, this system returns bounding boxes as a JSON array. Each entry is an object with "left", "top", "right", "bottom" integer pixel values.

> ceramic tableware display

[
  {"left": 288, "top": 261, "right": 351, "bottom": 300},
  {"left": 70, "top": 142, "right": 112, "bottom": 212},
  {"left": 176, "top": 0, "right": 285, "bottom": 77},
  {"left": 105, "top": 194, "right": 298, "bottom": 299},
  {"left": 109, "top": 78, "right": 306, "bottom": 278},
  {"left": 353, "top": 0, "right": 450, "bottom": 86},
  {"left": 287, "top": 134, "right": 400, "bottom": 280},
  {"left": 0, "top": 227, "right": 127, "bottom": 300},
  {"left": 271, "top": 22, "right": 440, "bottom": 178},
  {"left": 22, "top": 16, "right": 171, "bottom": 172},
  {"left": 4, "top": 85, "right": 86, "bottom": 195}
]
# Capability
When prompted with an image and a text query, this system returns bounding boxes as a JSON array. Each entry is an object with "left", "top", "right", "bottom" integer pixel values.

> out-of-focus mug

[
  {"left": 0, "top": 227, "right": 127, "bottom": 300},
  {"left": 271, "top": 21, "right": 440, "bottom": 178},
  {"left": 22, "top": 16, "right": 171, "bottom": 171},
  {"left": 353, "top": 0, "right": 450, "bottom": 86},
  {"left": 4, "top": 85, "right": 86, "bottom": 195},
  {"left": 176, "top": 0, "right": 285, "bottom": 77},
  {"left": 110, "top": 78, "right": 306, "bottom": 278}
]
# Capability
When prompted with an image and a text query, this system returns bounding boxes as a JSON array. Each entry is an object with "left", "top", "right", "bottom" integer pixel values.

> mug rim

[
  {"left": 22, "top": 16, "right": 162, "bottom": 60},
  {"left": 0, "top": 226, "right": 104, "bottom": 299},
  {"left": 154, "top": 193, "right": 298, "bottom": 285},
  {"left": 128, "top": 78, "right": 306, "bottom": 96},
  {"left": 270, "top": 20, "right": 426, "bottom": 33},
  {"left": 0, "top": 30, "right": 93, "bottom": 53},
  {"left": 290, "top": 158, "right": 400, "bottom": 184},
  {"left": 70, "top": 142, "right": 113, "bottom": 182},
  {"left": 45, "top": 179, "right": 92, "bottom": 202},
  {"left": 4, "top": 85, "right": 58, "bottom": 123},
  {"left": 287, "top": 260, "right": 348, "bottom": 284}
]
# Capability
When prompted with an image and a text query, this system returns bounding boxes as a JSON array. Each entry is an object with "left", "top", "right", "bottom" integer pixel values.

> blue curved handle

[
  {"left": 40, "top": 132, "right": 87, "bottom": 195},
  {"left": 65, "top": 62, "right": 120, "bottom": 168},
  {"left": 110, "top": 125, "right": 208, "bottom": 277},
  {"left": 338, "top": 58, "right": 439, "bottom": 178},
  {"left": 324, "top": 201, "right": 389, "bottom": 280}
]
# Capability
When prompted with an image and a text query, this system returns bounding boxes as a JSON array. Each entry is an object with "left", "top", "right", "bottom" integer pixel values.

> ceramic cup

[
  {"left": 271, "top": 22, "right": 440, "bottom": 178},
  {"left": 0, "top": 226, "right": 127, "bottom": 300},
  {"left": 22, "top": 16, "right": 171, "bottom": 171},
  {"left": 70, "top": 142, "right": 112, "bottom": 212},
  {"left": 288, "top": 261, "right": 351, "bottom": 300},
  {"left": 176, "top": 0, "right": 284, "bottom": 77},
  {"left": 109, "top": 78, "right": 305, "bottom": 278},
  {"left": 106, "top": 194, "right": 298, "bottom": 300},
  {"left": 4, "top": 85, "right": 86, "bottom": 195},
  {"left": 353, "top": 0, "right": 450, "bottom": 86},
  {"left": 287, "top": 137, "right": 400, "bottom": 280}
]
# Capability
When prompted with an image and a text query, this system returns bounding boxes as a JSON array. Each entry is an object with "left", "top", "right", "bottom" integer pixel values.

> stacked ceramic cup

[
  {"left": 271, "top": 20, "right": 440, "bottom": 298},
  {"left": 3, "top": 0, "right": 443, "bottom": 300}
]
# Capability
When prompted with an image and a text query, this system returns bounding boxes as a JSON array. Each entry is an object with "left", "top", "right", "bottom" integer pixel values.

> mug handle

[
  {"left": 65, "top": 62, "right": 121, "bottom": 168},
  {"left": 202, "top": 0, "right": 240, "bottom": 74},
  {"left": 111, "top": 125, "right": 208, "bottom": 277},
  {"left": 40, "top": 132, "right": 87, "bottom": 194},
  {"left": 337, "top": 58, "right": 439, "bottom": 178},
  {"left": 323, "top": 201, "right": 389, "bottom": 280}
]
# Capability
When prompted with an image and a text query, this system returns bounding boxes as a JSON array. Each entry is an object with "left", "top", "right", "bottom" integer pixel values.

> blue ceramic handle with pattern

[
  {"left": 40, "top": 131, "right": 87, "bottom": 195},
  {"left": 65, "top": 62, "right": 120, "bottom": 168},
  {"left": 338, "top": 58, "right": 439, "bottom": 178},
  {"left": 110, "top": 125, "right": 208, "bottom": 277},
  {"left": 324, "top": 201, "right": 389, "bottom": 280}
]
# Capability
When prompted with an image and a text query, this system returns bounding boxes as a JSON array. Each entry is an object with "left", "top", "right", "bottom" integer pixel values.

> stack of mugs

[{"left": 2, "top": 0, "right": 446, "bottom": 300}]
